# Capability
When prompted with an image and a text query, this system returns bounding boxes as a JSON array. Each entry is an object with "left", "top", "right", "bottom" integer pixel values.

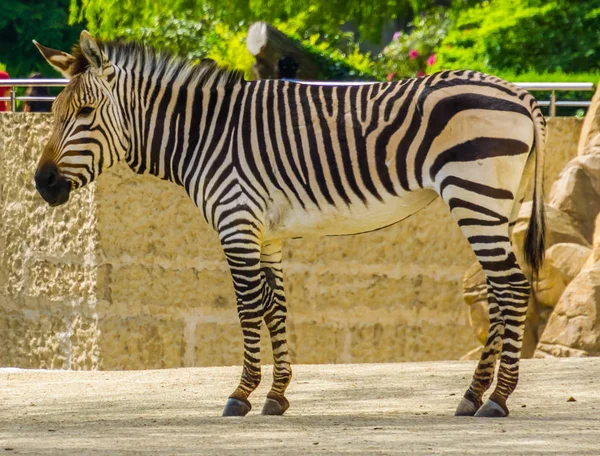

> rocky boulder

[
  {"left": 549, "top": 154, "right": 600, "bottom": 242},
  {"left": 578, "top": 78, "right": 600, "bottom": 157},
  {"left": 582, "top": 213, "right": 600, "bottom": 270},
  {"left": 536, "top": 262, "right": 600, "bottom": 357},
  {"left": 546, "top": 242, "right": 591, "bottom": 285}
]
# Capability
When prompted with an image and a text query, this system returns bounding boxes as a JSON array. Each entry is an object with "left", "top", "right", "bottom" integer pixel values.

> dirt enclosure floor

[{"left": 1, "top": 358, "right": 599, "bottom": 455}]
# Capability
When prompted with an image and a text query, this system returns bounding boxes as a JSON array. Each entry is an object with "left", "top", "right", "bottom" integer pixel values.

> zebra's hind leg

[
  {"left": 437, "top": 173, "right": 531, "bottom": 417},
  {"left": 455, "top": 290, "right": 503, "bottom": 416},
  {"left": 220, "top": 229, "right": 265, "bottom": 417},
  {"left": 475, "top": 255, "right": 530, "bottom": 417},
  {"left": 260, "top": 241, "right": 293, "bottom": 416},
  {"left": 457, "top": 234, "right": 530, "bottom": 418}
]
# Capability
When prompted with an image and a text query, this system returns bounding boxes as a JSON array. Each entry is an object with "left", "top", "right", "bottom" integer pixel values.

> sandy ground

[{"left": 1, "top": 358, "right": 599, "bottom": 455}]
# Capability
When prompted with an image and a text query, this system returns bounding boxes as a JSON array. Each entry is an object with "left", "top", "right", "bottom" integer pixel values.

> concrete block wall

[{"left": 0, "top": 114, "right": 582, "bottom": 369}]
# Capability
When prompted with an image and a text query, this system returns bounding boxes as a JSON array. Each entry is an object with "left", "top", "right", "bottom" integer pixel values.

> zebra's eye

[{"left": 79, "top": 106, "right": 94, "bottom": 116}]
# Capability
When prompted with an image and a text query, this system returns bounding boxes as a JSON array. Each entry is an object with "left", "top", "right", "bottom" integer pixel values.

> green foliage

[
  {"left": 433, "top": 0, "right": 600, "bottom": 74},
  {"left": 494, "top": 70, "right": 600, "bottom": 83},
  {"left": 69, "top": 0, "right": 381, "bottom": 81},
  {"left": 0, "top": 0, "right": 83, "bottom": 77},
  {"left": 380, "top": 9, "right": 452, "bottom": 79},
  {"left": 203, "top": 23, "right": 256, "bottom": 79},
  {"left": 275, "top": 16, "right": 379, "bottom": 80},
  {"left": 70, "top": 0, "right": 479, "bottom": 44},
  {"left": 70, "top": 1, "right": 253, "bottom": 76},
  {"left": 69, "top": 0, "right": 199, "bottom": 40},
  {"left": 68, "top": 0, "right": 489, "bottom": 81},
  {"left": 118, "top": 11, "right": 213, "bottom": 62}
]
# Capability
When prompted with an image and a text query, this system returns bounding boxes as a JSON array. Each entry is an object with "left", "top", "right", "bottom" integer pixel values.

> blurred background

[{"left": 1, "top": 0, "right": 599, "bottom": 113}]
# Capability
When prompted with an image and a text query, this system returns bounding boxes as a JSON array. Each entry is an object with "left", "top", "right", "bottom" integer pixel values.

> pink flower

[
  {"left": 409, "top": 49, "right": 419, "bottom": 60},
  {"left": 427, "top": 54, "right": 436, "bottom": 66},
  {"left": 393, "top": 31, "right": 401, "bottom": 41},
  {"left": 417, "top": 71, "right": 426, "bottom": 77},
  {"left": 387, "top": 72, "right": 394, "bottom": 81}
]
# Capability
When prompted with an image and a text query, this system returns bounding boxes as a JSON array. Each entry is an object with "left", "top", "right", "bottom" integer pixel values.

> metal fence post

[
  {"left": 10, "top": 87, "right": 16, "bottom": 112},
  {"left": 550, "top": 90, "right": 556, "bottom": 117}
]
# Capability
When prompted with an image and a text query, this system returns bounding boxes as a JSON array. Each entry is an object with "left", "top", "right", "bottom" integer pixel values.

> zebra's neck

[
  {"left": 102, "top": 45, "right": 244, "bottom": 197},
  {"left": 124, "top": 74, "right": 243, "bottom": 191}
]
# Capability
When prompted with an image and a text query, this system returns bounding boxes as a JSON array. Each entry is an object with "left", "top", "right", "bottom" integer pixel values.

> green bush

[
  {"left": 119, "top": 11, "right": 212, "bottom": 63},
  {"left": 84, "top": 5, "right": 377, "bottom": 82},
  {"left": 206, "top": 15, "right": 379, "bottom": 81},
  {"left": 379, "top": 9, "right": 451, "bottom": 79},
  {"left": 433, "top": 0, "right": 600, "bottom": 74}
]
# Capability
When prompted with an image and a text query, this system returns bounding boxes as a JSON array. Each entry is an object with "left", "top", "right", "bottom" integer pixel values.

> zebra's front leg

[
  {"left": 260, "top": 241, "right": 293, "bottom": 416},
  {"left": 221, "top": 232, "right": 265, "bottom": 417}
]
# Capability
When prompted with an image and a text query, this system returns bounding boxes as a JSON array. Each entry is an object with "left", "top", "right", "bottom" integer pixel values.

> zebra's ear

[
  {"left": 33, "top": 40, "right": 76, "bottom": 79},
  {"left": 80, "top": 30, "right": 107, "bottom": 75}
]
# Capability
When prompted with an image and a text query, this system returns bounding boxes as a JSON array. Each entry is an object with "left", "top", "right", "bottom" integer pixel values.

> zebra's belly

[{"left": 264, "top": 188, "right": 439, "bottom": 240}]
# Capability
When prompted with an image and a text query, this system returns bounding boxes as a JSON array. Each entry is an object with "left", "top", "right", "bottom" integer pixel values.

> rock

[
  {"left": 578, "top": 78, "right": 600, "bottom": 157},
  {"left": 535, "top": 262, "right": 600, "bottom": 357},
  {"left": 549, "top": 155, "right": 600, "bottom": 242},
  {"left": 533, "top": 260, "right": 567, "bottom": 309},
  {"left": 582, "top": 213, "right": 600, "bottom": 270},
  {"left": 546, "top": 243, "right": 591, "bottom": 285}
]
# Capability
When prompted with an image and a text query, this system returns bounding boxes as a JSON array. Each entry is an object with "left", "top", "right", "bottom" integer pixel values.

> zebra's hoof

[
  {"left": 455, "top": 397, "right": 480, "bottom": 416},
  {"left": 261, "top": 396, "right": 289, "bottom": 416},
  {"left": 222, "top": 397, "right": 251, "bottom": 417},
  {"left": 474, "top": 399, "right": 508, "bottom": 418}
]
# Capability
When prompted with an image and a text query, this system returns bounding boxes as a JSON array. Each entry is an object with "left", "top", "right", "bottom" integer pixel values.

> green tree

[
  {"left": 70, "top": 0, "right": 475, "bottom": 43},
  {"left": 433, "top": 0, "right": 600, "bottom": 74},
  {"left": 0, "top": 0, "right": 83, "bottom": 77}
]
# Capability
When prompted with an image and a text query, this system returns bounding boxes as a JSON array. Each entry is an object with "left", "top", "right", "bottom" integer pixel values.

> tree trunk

[{"left": 246, "top": 22, "right": 322, "bottom": 80}]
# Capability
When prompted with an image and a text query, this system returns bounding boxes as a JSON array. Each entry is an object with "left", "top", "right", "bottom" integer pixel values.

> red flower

[
  {"left": 427, "top": 54, "right": 436, "bottom": 66},
  {"left": 417, "top": 71, "right": 426, "bottom": 77},
  {"left": 409, "top": 49, "right": 419, "bottom": 60},
  {"left": 387, "top": 72, "right": 394, "bottom": 81}
]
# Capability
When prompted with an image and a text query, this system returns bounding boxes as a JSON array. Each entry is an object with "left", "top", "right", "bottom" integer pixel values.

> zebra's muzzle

[{"left": 34, "top": 162, "right": 71, "bottom": 207}]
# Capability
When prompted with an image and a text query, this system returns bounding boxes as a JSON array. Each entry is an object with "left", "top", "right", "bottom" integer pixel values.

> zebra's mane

[{"left": 69, "top": 39, "right": 245, "bottom": 89}]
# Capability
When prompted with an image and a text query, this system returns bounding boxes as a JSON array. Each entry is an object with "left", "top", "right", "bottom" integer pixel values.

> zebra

[{"left": 33, "top": 31, "right": 546, "bottom": 418}]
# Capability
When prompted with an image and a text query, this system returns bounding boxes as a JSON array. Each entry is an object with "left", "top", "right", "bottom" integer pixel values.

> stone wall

[
  {"left": 0, "top": 114, "right": 583, "bottom": 370},
  {"left": 0, "top": 114, "right": 100, "bottom": 369}
]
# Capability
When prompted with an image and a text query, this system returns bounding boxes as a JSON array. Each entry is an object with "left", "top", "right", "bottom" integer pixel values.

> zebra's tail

[{"left": 523, "top": 106, "right": 547, "bottom": 277}]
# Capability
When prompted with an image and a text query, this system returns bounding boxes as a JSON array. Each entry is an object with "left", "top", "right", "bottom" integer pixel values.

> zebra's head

[{"left": 33, "top": 31, "right": 130, "bottom": 206}]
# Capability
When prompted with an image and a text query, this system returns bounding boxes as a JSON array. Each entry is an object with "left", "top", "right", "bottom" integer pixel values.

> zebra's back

[{"left": 236, "top": 71, "right": 541, "bottom": 240}]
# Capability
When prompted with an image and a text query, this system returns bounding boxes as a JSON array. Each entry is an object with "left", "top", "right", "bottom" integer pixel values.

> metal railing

[
  {"left": 0, "top": 78, "right": 596, "bottom": 116},
  {"left": 516, "top": 82, "right": 595, "bottom": 116},
  {"left": 0, "top": 79, "right": 69, "bottom": 112}
]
